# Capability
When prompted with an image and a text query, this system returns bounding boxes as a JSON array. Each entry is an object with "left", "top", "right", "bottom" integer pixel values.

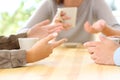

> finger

[
  {"left": 54, "top": 18, "right": 64, "bottom": 23},
  {"left": 84, "top": 21, "right": 95, "bottom": 33},
  {"left": 62, "top": 16, "right": 71, "bottom": 20},
  {"left": 48, "top": 23, "right": 63, "bottom": 30},
  {"left": 60, "top": 11, "right": 66, "bottom": 16},
  {"left": 92, "top": 20, "right": 106, "bottom": 32},
  {"left": 87, "top": 47, "right": 96, "bottom": 54},
  {"left": 99, "top": 35, "right": 111, "bottom": 43},
  {"left": 37, "top": 19, "right": 50, "bottom": 26},
  {"left": 83, "top": 41, "right": 99, "bottom": 47},
  {"left": 44, "top": 33, "right": 58, "bottom": 42},
  {"left": 63, "top": 23, "right": 72, "bottom": 30},
  {"left": 91, "top": 54, "right": 96, "bottom": 60},
  {"left": 48, "top": 27, "right": 63, "bottom": 33},
  {"left": 90, "top": 52, "right": 94, "bottom": 54},
  {"left": 52, "top": 38, "right": 68, "bottom": 48}
]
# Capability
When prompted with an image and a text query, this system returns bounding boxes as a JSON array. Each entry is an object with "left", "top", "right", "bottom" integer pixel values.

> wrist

[
  {"left": 26, "top": 49, "right": 34, "bottom": 63},
  {"left": 26, "top": 29, "right": 31, "bottom": 38},
  {"left": 114, "top": 47, "right": 120, "bottom": 66}
]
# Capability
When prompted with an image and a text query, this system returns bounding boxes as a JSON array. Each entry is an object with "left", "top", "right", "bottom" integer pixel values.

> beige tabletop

[{"left": 0, "top": 47, "right": 120, "bottom": 80}]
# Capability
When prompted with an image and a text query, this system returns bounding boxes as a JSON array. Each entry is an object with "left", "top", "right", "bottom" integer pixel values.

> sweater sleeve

[
  {"left": 0, "top": 33, "right": 27, "bottom": 50},
  {"left": 0, "top": 50, "right": 26, "bottom": 68},
  {"left": 93, "top": 0, "right": 120, "bottom": 28}
]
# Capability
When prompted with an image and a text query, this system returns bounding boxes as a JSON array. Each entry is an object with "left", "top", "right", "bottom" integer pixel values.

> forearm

[
  {"left": 102, "top": 25, "right": 120, "bottom": 36},
  {"left": 0, "top": 50, "right": 26, "bottom": 68},
  {"left": 0, "top": 33, "right": 27, "bottom": 50},
  {"left": 26, "top": 49, "right": 46, "bottom": 63}
]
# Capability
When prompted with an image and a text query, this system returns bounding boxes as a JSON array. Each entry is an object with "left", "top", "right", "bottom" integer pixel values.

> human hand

[
  {"left": 52, "top": 11, "right": 71, "bottom": 30},
  {"left": 84, "top": 19, "right": 120, "bottom": 37},
  {"left": 26, "top": 33, "right": 67, "bottom": 63},
  {"left": 84, "top": 19, "right": 107, "bottom": 34},
  {"left": 27, "top": 20, "right": 64, "bottom": 39},
  {"left": 84, "top": 35, "right": 120, "bottom": 65}
]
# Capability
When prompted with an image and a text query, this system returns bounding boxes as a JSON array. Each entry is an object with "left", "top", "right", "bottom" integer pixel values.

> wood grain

[{"left": 0, "top": 47, "right": 120, "bottom": 80}]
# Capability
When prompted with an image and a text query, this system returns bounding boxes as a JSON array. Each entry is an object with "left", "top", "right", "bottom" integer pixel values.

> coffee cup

[
  {"left": 18, "top": 38, "right": 39, "bottom": 50},
  {"left": 56, "top": 7, "right": 77, "bottom": 28}
]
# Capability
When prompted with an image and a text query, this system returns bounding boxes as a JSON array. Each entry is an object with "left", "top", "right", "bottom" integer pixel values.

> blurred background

[
  {"left": 0, "top": 0, "right": 120, "bottom": 36},
  {"left": 0, "top": 0, "right": 41, "bottom": 35}
]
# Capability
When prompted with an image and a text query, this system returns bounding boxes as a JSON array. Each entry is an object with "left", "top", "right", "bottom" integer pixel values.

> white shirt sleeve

[{"left": 113, "top": 47, "right": 120, "bottom": 66}]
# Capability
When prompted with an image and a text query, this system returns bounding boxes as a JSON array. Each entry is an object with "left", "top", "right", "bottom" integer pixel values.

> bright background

[
  {"left": 0, "top": 0, "right": 120, "bottom": 36},
  {"left": 105, "top": 0, "right": 120, "bottom": 24},
  {"left": 0, "top": 0, "right": 41, "bottom": 35}
]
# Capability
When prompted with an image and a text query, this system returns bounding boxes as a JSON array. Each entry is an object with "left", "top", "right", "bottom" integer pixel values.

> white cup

[
  {"left": 18, "top": 38, "right": 39, "bottom": 50},
  {"left": 57, "top": 7, "right": 77, "bottom": 28}
]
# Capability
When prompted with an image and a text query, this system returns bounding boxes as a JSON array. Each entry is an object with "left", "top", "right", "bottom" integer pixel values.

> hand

[
  {"left": 27, "top": 20, "right": 64, "bottom": 39},
  {"left": 84, "top": 35, "right": 120, "bottom": 65},
  {"left": 52, "top": 11, "right": 71, "bottom": 30},
  {"left": 84, "top": 19, "right": 120, "bottom": 37},
  {"left": 26, "top": 33, "right": 67, "bottom": 63},
  {"left": 84, "top": 19, "right": 106, "bottom": 34}
]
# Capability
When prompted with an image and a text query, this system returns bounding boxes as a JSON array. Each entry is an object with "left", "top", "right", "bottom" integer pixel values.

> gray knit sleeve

[
  {"left": 0, "top": 50, "right": 26, "bottom": 68},
  {"left": 93, "top": 0, "right": 120, "bottom": 29}
]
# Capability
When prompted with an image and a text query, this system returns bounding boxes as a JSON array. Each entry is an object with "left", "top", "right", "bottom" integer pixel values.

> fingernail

[{"left": 52, "top": 32, "right": 58, "bottom": 37}]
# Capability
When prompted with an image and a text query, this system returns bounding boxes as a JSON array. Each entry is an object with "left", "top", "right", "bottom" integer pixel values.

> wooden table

[{"left": 0, "top": 47, "right": 120, "bottom": 80}]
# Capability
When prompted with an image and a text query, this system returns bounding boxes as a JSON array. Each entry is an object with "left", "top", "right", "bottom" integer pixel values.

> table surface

[{"left": 0, "top": 47, "right": 120, "bottom": 80}]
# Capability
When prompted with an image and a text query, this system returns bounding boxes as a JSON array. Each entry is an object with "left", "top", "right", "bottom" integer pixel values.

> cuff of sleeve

[
  {"left": 10, "top": 50, "right": 27, "bottom": 68},
  {"left": 16, "top": 33, "right": 27, "bottom": 38},
  {"left": 114, "top": 47, "right": 120, "bottom": 66}
]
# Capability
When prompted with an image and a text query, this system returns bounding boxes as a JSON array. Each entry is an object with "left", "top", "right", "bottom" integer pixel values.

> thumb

[
  {"left": 99, "top": 35, "right": 109, "bottom": 42},
  {"left": 84, "top": 21, "right": 93, "bottom": 33},
  {"left": 99, "top": 19, "right": 106, "bottom": 27},
  {"left": 91, "top": 19, "right": 106, "bottom": 33},
  {"left": 96, "top": 19, "right": 106, "bottom": 31}
]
